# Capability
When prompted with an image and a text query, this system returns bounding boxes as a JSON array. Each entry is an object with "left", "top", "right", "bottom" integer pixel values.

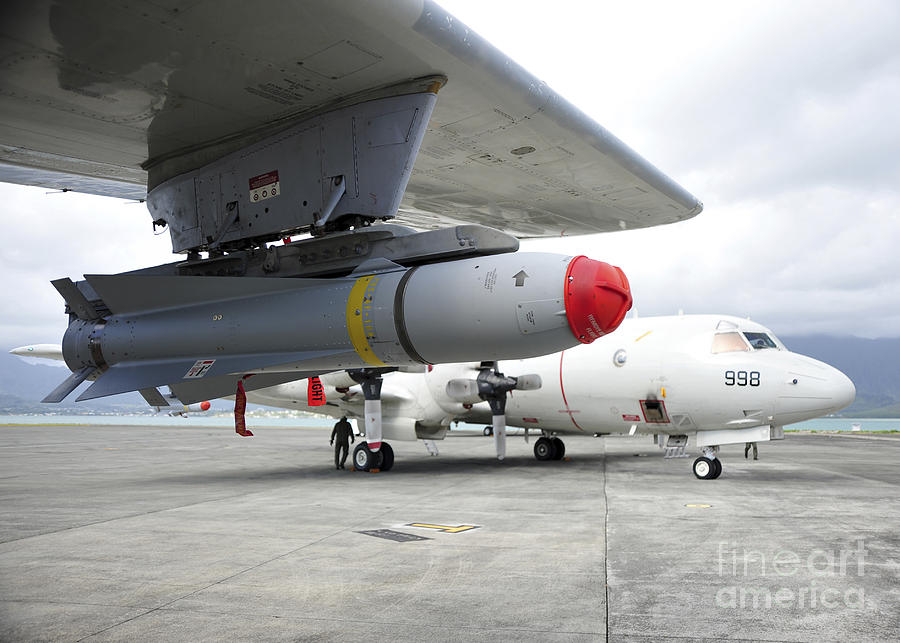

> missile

[
  {"left": 47, "top": 252, "right": 631, "bottom": 404},
  {"left": 163, "top": 400, "right": 212, "bottom": 416},
  {"left": 9, "top": 344, "right": 64, "bottom": 361}
]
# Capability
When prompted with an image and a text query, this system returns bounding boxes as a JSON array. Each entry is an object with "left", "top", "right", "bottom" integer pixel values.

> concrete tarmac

[{"left": 0, "top": 424, "right": 897, "bottom": 642}]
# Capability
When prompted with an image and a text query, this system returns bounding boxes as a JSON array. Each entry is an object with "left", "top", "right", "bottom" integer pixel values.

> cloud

[
  {"left": 464, "top": 0, "right": 900, "bottom": 338},
  {"left": 1, "top": 0, "right": 898, "bottom": 346},
  {"left": 623, "top": 1, "right": 900, "bottom": 199},
  {"left": 0, "top": 184, "right": 173, "bottom": 348},
  {"left": 524, "top": 182, "right": 900, "bottom": 338}
]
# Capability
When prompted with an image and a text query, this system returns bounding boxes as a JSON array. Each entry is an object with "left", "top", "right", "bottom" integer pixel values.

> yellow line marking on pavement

[{"left": 406, "top": 523, "right": 480, "bottom": 533}]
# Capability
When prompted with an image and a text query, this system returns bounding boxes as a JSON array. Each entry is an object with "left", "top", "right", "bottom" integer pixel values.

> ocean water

[
  {"left": 0, "top": 415, "right": 896, "bottom": 432},
  {"left": 783, "top": 417, "right": 899, "bottom": 432},
  {"left": 0, "top": 414, "right": 335, "bottom": 428}
]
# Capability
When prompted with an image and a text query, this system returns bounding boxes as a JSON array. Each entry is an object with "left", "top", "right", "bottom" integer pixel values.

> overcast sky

[{"left": 2, "top": 0, "right": 899, "bottom": 352}]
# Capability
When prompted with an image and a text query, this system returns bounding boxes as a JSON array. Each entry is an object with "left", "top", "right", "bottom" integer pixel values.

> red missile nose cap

[
  {"left": 563, "top": 256, "right": 633, "bottom": 344},
  {"left": 200, "top": 401, "right": 211, "bottom": 411}
]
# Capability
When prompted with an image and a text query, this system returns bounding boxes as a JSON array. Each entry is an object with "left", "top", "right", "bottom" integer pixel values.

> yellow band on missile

[{"left": 346, "top": 275, "right": 386, "bottom": 367}]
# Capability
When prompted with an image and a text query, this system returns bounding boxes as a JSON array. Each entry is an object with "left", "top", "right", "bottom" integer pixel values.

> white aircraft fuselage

[
  {"left": 12, "top": 314, "right": 855, "bottom": 478},
  {"left": 468, "top": 315, "right": 855, "bottom": 435},
  {"left": 247, "top": 315, "right": 855, "bottom": 477}
]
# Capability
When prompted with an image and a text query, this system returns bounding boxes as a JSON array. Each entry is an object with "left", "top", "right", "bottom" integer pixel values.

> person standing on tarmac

[
  {"left": 744, "top": 441, "right": 758, "bottom": 460},
  {"left": 331, "top": 417, "right": 355, "bottom": 469}
]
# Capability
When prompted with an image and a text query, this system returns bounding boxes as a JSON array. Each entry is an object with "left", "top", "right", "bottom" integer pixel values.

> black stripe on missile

[
  {"left": 393, "top": 267, "right": 429, "bottom": 365},
  {"left": 88, "top": 320, "right": 109, "bottom": 372}
]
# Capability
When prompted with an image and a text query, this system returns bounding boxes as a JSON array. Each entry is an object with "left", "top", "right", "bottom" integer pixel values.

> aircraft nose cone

[
  {"left": 777, "top": 355, "right": 856, "bottom": 424},
  {"left": 829, "top": 368, "right": 856, "bottom": 413}
]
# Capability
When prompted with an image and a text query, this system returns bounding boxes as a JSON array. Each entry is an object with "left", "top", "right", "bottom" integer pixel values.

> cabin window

[
  {"left": 711, "top": 332, "right": 749, "bottom": 354},
  {"left": 743, "top": 332, "right": 778, "bottom": 350}
]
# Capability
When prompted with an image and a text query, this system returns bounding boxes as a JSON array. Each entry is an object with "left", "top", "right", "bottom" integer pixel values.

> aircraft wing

[{"left": 0, "top": 0, "right": 701, "bottom": 237}]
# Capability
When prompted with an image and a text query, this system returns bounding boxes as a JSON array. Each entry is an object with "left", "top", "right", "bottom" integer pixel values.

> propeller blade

[
  {"left": 514, "top": 374, "right": 542, "bottom": 391},
  {"left": 445, "top": 378, "right": 481, "bottom": 403},
  {"left": 493, "top": 414, "right": 507, "bottom": 460}
]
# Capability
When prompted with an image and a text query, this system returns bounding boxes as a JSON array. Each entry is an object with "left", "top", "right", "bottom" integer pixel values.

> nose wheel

[{"left": 692, "top": 456, "right": 722, "bottom": 479}]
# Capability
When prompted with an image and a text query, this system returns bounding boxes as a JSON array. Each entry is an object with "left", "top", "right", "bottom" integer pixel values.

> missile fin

[
  {"left": 76, "top": 349, "right": 347, "bottom": 402},
  {"left": 350, "top": 257, "right": 404, "bottom": 274},
  {"left": 173, "top": 372, "right": 317, "bottom": 405},
  {"left": 84, "top": 274, "right": 340, "bottom": 315},
  {"left": 138, "top": 387, "right": 169, "bottom": 407},
  {"left": 42, "top": 366, "right": 95, "bottom": 403},
  {"left": 51, "top": 278, "right": 100, "bottom": 321}
]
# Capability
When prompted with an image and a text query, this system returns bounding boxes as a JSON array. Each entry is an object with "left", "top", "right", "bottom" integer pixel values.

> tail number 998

[{"left": 725, "top": 370, "right": 760, "bottom": 386}]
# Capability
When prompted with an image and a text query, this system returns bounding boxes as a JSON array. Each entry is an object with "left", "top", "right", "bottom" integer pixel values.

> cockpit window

[
  {"left": 743, "top": 332, "right": 778, "bottom": 350},
  {"left": 711, "top": 332, "right": 750, "bottom": 354}
]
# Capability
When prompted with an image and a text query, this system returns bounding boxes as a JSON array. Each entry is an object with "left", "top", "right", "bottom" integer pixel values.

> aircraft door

[{"left": 639, "top": 398, "right": 670, "bottom": 424}]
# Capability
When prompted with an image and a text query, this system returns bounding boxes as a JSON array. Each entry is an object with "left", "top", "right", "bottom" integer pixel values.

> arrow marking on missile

[
  {"left": 513, "top": 270, "right": 529, "bottom": 287},
  {"left": 406, "top": 522, "right": 480, "bottom": 534}
]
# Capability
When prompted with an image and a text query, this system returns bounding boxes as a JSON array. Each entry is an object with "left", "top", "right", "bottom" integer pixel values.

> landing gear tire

[
  {"left": 483, "top": 426, "right": 493, "bottom": 436},
  {"left": 693, "top": 456, "right": 719, "bottom": 480},
  {"left": 353, "top": 443, "right": 383, "bottom": 471},
  {"left": 551, "top": 437, "right": 566, "bottom": 460},
  {"left": 379, "top": 442, "right": 395, "bottom": 472},
  {"left": 534, "top": 437, "right": 556, "bottom": 461},
  {"left": 711, "top": 458, "right": 722, "bottom": 479}
]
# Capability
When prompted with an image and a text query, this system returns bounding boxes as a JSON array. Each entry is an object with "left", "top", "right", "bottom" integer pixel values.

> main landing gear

[
  {"left": 352, "top": 441, "right": 395, "bottom": 472},
  {"left": 692, "top": 446, "right": 722, "bottom": 479},
  {"left": 533, "top": 436, "right": 565, "bottom": 461},
  {"left": 348, "top": 367, "right": 395, "bottom": 472}
]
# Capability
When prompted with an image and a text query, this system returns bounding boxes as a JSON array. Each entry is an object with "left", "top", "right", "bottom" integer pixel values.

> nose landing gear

[{"left": 693, "top": 446, "right": 722, "bottom": 479}]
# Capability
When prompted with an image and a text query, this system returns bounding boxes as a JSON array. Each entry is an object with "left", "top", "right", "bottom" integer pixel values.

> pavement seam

[
  {"left": 603, "top": 438, "right": 610, "bottom": 643},
  {"left": 0, "top": 598, "right": 155, "bottom": 610},
  {"left": 604, "top": 636, "right": 798, "bottom": 643},
  {"left": 75, "top": 468, "right": 492, "bottom": 640},
  {"left": 0, "top": 490, "right": 270, "bottom": 545},
  {"left": 74, "top": 521, "right": 357, "bottom": 640},
  {"left": 128, "top": 604, "right": 606, "bottom": 635}
]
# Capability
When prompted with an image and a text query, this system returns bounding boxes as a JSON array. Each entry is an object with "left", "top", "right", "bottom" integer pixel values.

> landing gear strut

[{"left": 349, "top": 368, "right": 396, "bottom": 472}]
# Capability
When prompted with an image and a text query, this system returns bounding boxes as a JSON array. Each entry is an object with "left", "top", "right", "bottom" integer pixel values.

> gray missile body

[{"left": 53, "top": 252, "right": 632, "bottom": 404}]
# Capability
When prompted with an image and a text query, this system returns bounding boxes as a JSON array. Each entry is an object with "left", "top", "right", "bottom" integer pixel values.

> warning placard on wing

[{"left": 249, "top": 170, "right": 280, "bottom": 203}]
